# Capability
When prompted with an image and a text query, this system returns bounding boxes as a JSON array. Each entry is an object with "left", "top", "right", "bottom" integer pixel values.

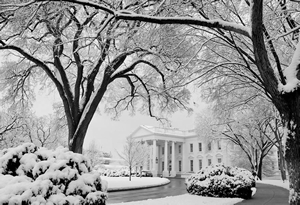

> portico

[
  {"left": 128, "top": 125, "right": 278, "bottom": 178},
  {"left": 147, "top": 139, "right": 183, "bottom": 177},
  {"left": 129, "top": 126, "right": 190, "bottom": 177},
  {"left": 143, "top": 139, "right": 183, "bottom": 177}
]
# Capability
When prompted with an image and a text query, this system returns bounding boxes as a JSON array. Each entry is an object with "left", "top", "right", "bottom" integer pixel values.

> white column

[
  {"left": 171, "top": 141, "right": 176, "bottom": 177},
  {"left": 163, "top": 140, "right": 169, "bottom": 177},
  {"left": 182, "top": 142, "right": 187, "bottom": 173},
  {"left": 143, "top": 141, "right": 148, "bottom": 170},
  {"left": 152, "top": 140, "right": 157, "bottom": 176}
]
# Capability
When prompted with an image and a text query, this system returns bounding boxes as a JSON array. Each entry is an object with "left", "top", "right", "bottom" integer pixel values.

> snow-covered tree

[
  {"left": 0, "top": 1, "right": 193, "bottom": 154},
  {"left": 265, "top": 112, "right": 288, "bottom": 181},
  {"left": 117, "top": 137, "right": 149, "bottom": 181},
  {"left": 83, "top": 139, "right": 112, "bottom": 169},
  {"left": 195, "top": 105, "right": 275, "bottom": 180},
  {"left": 22, "top": 114, "right": 67, "bottom": 149},
  {"left": 221, "top": 115, "right": 274, "bottom": 180},
  {"left": 229, "top": 146, "right": 278, "bottom": 178},
  {"left": 195, "top": 109, "right": 217, "bottom": 143},
  {"left": 0, "top": 107, "right": 67, "bottom": 150},
  {"left": 0, "top": 112, "right": 24, "bottom": 149}
]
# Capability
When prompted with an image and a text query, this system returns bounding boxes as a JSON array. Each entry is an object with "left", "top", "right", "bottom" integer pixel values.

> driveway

[
  {"left": 235, "top": 182, "right": 289, "bottom": 205},
  {"left": 107, "top": 179, "right": 289, "bottom": 205},
  {"left": 107, "top": 178, "right": 187, "bottom": 204}
]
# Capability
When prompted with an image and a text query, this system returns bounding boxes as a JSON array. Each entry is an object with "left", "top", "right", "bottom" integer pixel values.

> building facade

[{"left": 130, "top": 125, "right": 234, "bottom": 177}]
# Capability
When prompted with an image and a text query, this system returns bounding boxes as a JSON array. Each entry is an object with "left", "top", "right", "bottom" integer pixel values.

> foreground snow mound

[
  {"left": 185, "top": 164, "right": 255, "bottom": 199},
  {"left": 0, "top": 143, "right": 107, "bottom": 205}
]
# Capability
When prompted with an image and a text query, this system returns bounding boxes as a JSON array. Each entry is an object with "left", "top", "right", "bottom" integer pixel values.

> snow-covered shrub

[
  {"left": 0, "top": 143, "right": 108, "bottom": 204},
  {"left": 185, "top": 164, "right": 255, "bottom": 199},
  {"left": 97, "top": 168, "right": 134, "bottom": 177}
]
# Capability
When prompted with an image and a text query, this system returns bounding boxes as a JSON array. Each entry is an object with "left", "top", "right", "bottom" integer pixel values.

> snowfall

[{"left": 106, "top": 177, "right": 289, "bottom": 205}]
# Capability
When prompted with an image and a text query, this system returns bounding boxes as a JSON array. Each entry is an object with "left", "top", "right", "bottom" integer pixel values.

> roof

[{"left": 140, "top": 125, "right": 196, "bottom": 138}]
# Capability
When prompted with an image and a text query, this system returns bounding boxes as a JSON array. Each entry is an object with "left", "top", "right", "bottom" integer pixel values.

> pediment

[{"left": 130, "top": 126, "right": 153, "bottom": 138}]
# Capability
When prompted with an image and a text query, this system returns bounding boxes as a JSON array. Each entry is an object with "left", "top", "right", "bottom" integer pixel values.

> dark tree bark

[
  {"left": 257, "top": 156, "right": 263, "bottom": 180},
  {"left": 278, "top": 149, "right": 287, "bottom": 181},
  {"left": 250, "top": 1, "right": 300, "bottom": 203},
  {"left": 129, "top": 166, "right": 132, "bottom": 181}
]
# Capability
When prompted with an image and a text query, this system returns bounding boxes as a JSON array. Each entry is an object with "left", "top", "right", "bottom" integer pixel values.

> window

[
  {"left": 217, "top": 158, "right": 222, "bottom": 163},
  {"left": 179, "top": 160, "right": 182, "bottom": 172},
  {"left": 199, "top": 159, "right": 202, "bottom": 170},
  {"left": 170, "top": 146, "right": 172, "bottom": 154},
  {"left": 190, "top": 143, "right": 193, "bottom": 152},
  {"left": 208, "top": 142, "right": 212, "bottom": 151},
  {"left": 162, "top": 147, "right": 164, "bottom": 155},
  {"left": 217, "top": 140, "right": 221, "bottom": 150},
  {"left": 198, "top": 143, "right": 202, "bottom": 152},
  {"left": 162, "top": 161, "right": 164, "bottom": 171},
  {"left": 190, "top": 160, "right": 194, "bottom": 172},
  {"left": 178, "top": 145, "right": 181, "bottom": 154},
  {"left": 208, "top": 159, "right": 212, "bottom": 166}
]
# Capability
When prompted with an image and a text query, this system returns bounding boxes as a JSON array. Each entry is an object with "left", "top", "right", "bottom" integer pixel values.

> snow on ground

[
  {"left": 105, "top": 177, "right": 289, "bottom": 205},
  {"left": 103, "top": 177, "right": 170, "bottom": 191},
  {"left": 109, "top": 194, "right": 243, "bottom": 205},
  {"left": 104, "top": 176, "right": 243, "bottom": 205}
]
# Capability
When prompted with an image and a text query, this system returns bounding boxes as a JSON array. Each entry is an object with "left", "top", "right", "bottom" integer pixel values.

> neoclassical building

[{"left": 130, "top": 125, "right": 234, "bottom": 177}]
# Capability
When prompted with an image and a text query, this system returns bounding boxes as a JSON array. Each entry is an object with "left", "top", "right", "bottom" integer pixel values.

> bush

[
  {"left": 97, "top": 168, "right": 138, "bottom": 177},
  {"left": 185, "top": 164, "right": 255, "bottom": 199},
  {"left": 0, "top": 143, "right": 108, "bottom": 204}
]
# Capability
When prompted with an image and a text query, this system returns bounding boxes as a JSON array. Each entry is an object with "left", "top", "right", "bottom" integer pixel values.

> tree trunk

[
  {"left": 278, "top": 91, "right": 300, "bottom": 204},
  {"left": 66, "top": 81, "right": 109, "bottom": 154},
  {"left": 250, "top": 2, "right": 300, "bottom": 204},
  {"left": 69, "top": 129, "right": 86, "bottom": 154},
  {"left": 257, "top": 156, "right": 263, "bottom": 180},
  {"left": 278, "top": 148, "right": 287, "bottom": 181},
  {"left": 284, "top": 117, "right": 300, "bottom": 204},
  {"left": 67, "top": 120, "right": 89, "bottom": 154},
  {"left": 129, "top": 166, "right": 132, "bottom": 181},
  {"left": 285, "top": 131, "right": 300, "bottom": 205},
  {"left": 280, "top": 160, "right": 287, "bottom": 182}
]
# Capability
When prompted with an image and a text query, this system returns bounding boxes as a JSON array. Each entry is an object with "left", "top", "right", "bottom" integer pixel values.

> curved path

[
  {"left": 236, "top": 182, "right": 289, "bottom": 205},
  {"left": 107, "top": 178, "right": 186, "bottom": 204},
  {"left": 107, "top": 179, "right": 289, "bottom": 205}
]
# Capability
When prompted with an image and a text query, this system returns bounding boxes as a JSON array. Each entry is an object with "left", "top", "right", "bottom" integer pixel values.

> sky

[{"left": 32, "top": 88, "right": 207, "bottom": 157}]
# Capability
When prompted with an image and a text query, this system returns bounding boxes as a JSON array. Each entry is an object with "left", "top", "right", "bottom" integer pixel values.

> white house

[{"left": 130, "top": 125, "right": 234, "bottom": 177}]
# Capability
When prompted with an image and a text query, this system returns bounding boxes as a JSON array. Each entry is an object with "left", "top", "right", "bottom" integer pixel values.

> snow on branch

[
  {"left": 278, "top": 41, "right": 300, "bottom": 93},
  {"left": 36, "top": 0, "right": 251, "bottom": 38},
  {"left": 114, "top": 13, "right": 251, "bottom": 38}
]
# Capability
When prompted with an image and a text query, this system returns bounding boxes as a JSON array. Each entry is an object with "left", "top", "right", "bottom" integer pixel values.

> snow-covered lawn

[{"left": 103, "top": 177, "right": 170, "bottom": 191}]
